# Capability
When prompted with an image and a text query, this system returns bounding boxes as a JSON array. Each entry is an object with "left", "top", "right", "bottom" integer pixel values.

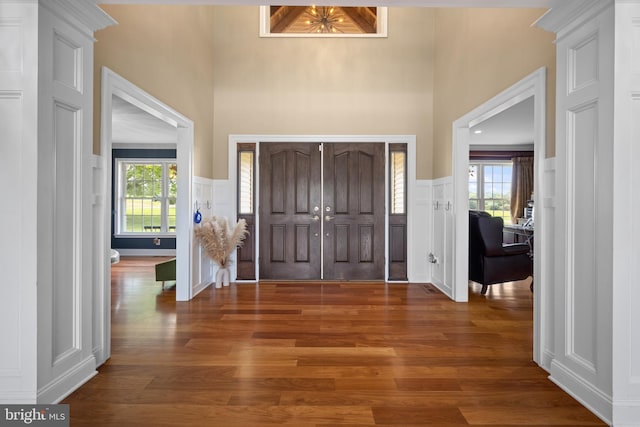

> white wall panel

[
  {"left": 51, "top": 102, "right": 80, "bottom": 365},
  {"left": 541, "top": 157, "right": 556, "bottom": 370},
  {"left": 37, "top": 1, "right": 100, "bottom": 403},
  {"left": 91, "top": 155, "right": 107, "bottom": 366},
  {"left": 543, "top": 2, "right": 614, "bottom": 424},
  {"left": 0, "top": 0, "right": 113, "bottom": 405},
  {"left": 0, "top": 93, "right": 24, "bottom": 376},
  {"left": 0, "top": 2, "right": 38, "bottom": 403},
  {"left": 630, "top": 96, "right": 640, "bottom": 383},
  {"left": 408, "top": 180, "right": 431, "bottom": 283},
  {"left": 612, "top": 4, "right": 640, "bottom": 423},
  {"left": 192, "top": 176, "right": 215, "bottom": 296},
  {"left": 568, "top": 103, "right": 598, "bottom": 373},
  {"left": 569, "top": 33, "right": 599, "bottom": 92},
  {"left": 430, "top": 176, "right": 453, "bottom": 298},
  {"left": 0, "top": 19, "right": 22, "bottom": 73},
  {"left": 53, "top": 32, "right": 80, "bottom": 92}
]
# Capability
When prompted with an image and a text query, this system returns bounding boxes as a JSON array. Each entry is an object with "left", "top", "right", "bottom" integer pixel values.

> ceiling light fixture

[
  {"left": 305, "top": 5, "right": 345, "bottom": 33},
  {"left": 474, "top": 130, "right": 483, "bottom": 134}
]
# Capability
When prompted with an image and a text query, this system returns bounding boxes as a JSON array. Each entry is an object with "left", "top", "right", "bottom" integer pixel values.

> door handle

[
  {"left": 311, "top": 214, "right": 320, "bottom": 221},
  {"left": 325, "top": 215, "right": 335, "bottom": 222}
]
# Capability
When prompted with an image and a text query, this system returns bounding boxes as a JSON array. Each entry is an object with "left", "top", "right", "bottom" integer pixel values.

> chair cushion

[{"left": 501, "top": 243, "right": 530, "bottom": 256}]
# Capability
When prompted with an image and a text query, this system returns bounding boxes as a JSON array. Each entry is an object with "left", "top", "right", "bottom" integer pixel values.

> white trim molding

[
  {"left": 451, "top": 68, "right": 547, "bottom": 306},
  {"left": 101, "top": 67, "right": 194, "bottom": 306},
  {"left": 225, "top": 135, "right": 421, "bottom": 282}
]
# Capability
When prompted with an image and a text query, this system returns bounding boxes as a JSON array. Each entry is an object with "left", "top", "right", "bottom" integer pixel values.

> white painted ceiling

[
  {"left": 469, "top": 96, "right": 534, "bottom": 148},
  {"left": 111, "top": 95, "right": 178, "bottom": 145}
]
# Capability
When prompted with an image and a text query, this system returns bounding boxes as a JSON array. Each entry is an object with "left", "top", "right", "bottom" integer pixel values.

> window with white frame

[
  {"left": 115, "top": 159, "right": 177, "bottom": 235},
  {"left": 390, "top": 150, "right": 406, "bottom": 215},
  {"left": 469, "top": 161, "right": 512, "bottom": 224}
]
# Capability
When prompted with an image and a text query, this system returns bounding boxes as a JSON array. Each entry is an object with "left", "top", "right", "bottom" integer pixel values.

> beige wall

[
  {"left": 211, "top": 6, "right": 436, "bottom": 179},
  {"left": 94, "top": 5, "right": 216, "bottom": 178},
  {"left": 93, "top": 6, "right": 555, "bottom": 181},
  {"left": 432, "top": 8, "right": 556, "bottom": 178}
]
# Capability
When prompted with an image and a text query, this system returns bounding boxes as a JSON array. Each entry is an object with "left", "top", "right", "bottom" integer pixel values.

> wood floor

[{"left": 63, "top": 257, "right": 606, "bottom": 426}]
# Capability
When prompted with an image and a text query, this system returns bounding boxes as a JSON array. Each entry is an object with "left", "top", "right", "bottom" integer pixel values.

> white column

[
  {"left": 612, "top": 2, "right": 640, "bottom": 425},
  {"left": 0, "top": 0, "right": 39, "bottom": 403},
  {"left": 537, "top": 1, "right": 640, "bottom": 424},
  {"left": 35, "top": 0, "right": 114, "bottom": 403}
]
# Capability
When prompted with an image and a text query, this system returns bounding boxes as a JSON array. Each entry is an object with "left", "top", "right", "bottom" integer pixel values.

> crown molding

[
  {"left": 534, "top": 0, "right": 613, "bottom": 40},
  {"left": 40, "top": 0, "right": 116, "bottom": 38}
]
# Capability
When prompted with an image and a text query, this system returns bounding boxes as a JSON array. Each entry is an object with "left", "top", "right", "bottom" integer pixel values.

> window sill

[{"left": 114, "top": 233, "right": 176, "bottom": 239}]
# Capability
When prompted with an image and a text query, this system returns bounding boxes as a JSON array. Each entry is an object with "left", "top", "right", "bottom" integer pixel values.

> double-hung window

[
  {"left": 115, "top": 159, "right": 177, "bottom": 235},
  {"left": 469, "top": 161, "right": 512, "bottom": 224}
]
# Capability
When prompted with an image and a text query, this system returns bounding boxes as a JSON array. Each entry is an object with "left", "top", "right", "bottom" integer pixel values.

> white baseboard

[
  {"left": 37, "top": 356, "right": 97, "bottom": 404},
  {"left": 549, "top": 360, "right": 612, "bottom": 426},
  {"left": 540, "top": 350, "right": 554, "bottom": 373},
  {"left": 192, "top": 280, "right": 211, "bottom": 297},
  {"left": 117, "top": 249, "right": 176, "bottom": 257},
  {"left": 430, "top": 279, "right": 452, "bottom": 297}
]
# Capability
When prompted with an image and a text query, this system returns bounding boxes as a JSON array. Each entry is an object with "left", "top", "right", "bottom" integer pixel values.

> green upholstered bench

[{"left": 155, "top": 258, "right": 176, "bottom": 290}]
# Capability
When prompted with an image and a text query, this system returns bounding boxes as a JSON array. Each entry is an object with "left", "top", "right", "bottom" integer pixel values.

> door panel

[
  {"left": 259, "top": 142, "right": 321, "bottom": 279},
  {"left": 259, "top": 142, "right": 385, "bottom": 280},
  {"left": 323, "top": 143, "right": 385, "bottom": 280}
]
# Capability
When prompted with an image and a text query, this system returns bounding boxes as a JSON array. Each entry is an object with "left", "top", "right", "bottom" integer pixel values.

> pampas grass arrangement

[{"left": 194, "top": 216, "right": 248, "bottom": 269}]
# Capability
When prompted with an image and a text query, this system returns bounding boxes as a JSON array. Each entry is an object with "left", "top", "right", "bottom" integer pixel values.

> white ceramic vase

[{"left": 215, "top": 267, "right": 230, "bottom": 289}]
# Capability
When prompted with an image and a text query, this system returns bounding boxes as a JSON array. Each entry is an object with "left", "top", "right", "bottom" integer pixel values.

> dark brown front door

[
  {"left": 259, "top": 142, "right": 385, "bottom": 280},
  {"left": 323, "top": 143, "right": 385, "bottom": 280},
  {"left": 259, "top": 142, "right": 322, "bottom": 279}
]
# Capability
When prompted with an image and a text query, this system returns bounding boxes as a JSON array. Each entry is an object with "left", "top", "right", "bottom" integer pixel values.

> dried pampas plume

[{"left": 194, "top": 216, "right": 248, "bottom": 268}]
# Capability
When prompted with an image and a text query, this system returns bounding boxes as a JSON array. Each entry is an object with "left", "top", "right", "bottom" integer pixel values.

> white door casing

[
  {"left": 100, "top": 68, "right": 195, "bottom": 370},
  {"left": 451, "top": 68, "right": 547, "bottom": 363},
  {"left": 224, "top": 135, "right": 419, "bottom": 282}
]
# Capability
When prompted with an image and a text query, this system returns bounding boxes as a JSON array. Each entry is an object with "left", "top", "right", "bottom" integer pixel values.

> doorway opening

[
  {"left": 451, "top": 67, "right": 547, "bottom": 365},
  {"left": 97, "top": 67, "right": 194, "bottom": 366}
]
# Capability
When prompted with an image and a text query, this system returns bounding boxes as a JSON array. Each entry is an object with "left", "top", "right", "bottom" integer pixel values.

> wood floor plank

[{"left": 62, "top": 257, "right": 606, "bottom": 426}]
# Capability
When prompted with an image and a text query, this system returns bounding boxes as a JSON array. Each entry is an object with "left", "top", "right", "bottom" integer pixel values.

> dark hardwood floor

[{"left": 63, "top": 257, "right": 605, "bottom": 426}]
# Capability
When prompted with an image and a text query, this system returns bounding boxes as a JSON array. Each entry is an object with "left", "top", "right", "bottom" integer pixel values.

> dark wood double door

[{"left": 259, "top": 142, "right": 385, "bottom": 280}]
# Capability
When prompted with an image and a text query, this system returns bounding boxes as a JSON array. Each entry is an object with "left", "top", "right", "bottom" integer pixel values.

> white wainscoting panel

[
  {"left": 545, "top": 3, "right": 614, "bottom": 423},
  {"left": 91, "top": 155, "right": 108, "bottom": 367},
  {"left": 567, "top": 102, "right": 600, "bottom": 375},
  {"left": 50, "top": 101, "right": 82, "bottom": 366},
  {"left": 36, "top": 2, "right": 101, "bottom": 403},
  {"left": 0, "top": 2, "right": 38, "bottom": 404},
  {"left": 53, "top": 31, "right": 81, "bottom": 92},
  {"left": 430, "top": 176, "right": 453, "bottom": 298},
  {"left": 0, "top": 91, "right": 26, "bottom": 382},
  {"left": 541, "top": 157, "right": 556, "bottom": 371},
  {"left": 192, "top": 176, "right": 215, "bottom": 296},
  {"left": 408, "top": 180, "right": 431, "bottom": 283},
  {"left": 612, "top": 3, "right": 640, "bottom": 425},
  {"left": 0, "top": 18, "right": 22, "bottom": 73}
]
